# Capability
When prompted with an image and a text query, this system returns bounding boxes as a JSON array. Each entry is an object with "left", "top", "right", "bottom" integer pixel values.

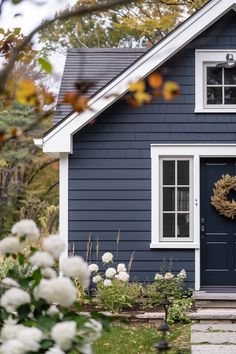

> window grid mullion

[
  {"left": 222, "top": 67, "right": 225, "bottom": 104},
  {"left": 175, "top": 160, "right": 177, "bottom": 239}
]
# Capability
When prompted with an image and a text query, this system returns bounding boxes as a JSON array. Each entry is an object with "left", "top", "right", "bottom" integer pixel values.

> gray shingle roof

[{"left": 55, "top": 48, "right": 146, "bottom": 124}]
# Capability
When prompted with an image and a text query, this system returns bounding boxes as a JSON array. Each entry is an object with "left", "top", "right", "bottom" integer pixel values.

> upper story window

[{"left": 195, "top": 50, "right": 236, "bottom": 113}]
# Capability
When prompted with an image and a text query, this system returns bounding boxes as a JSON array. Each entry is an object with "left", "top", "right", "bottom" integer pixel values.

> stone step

[
  {"left": 192, "top": 345, "right": 236, "bottom": 353},
  {"left": 195, "top": 300, "right": 236, "bottom": 308},
  {"left": 191, "top": 331, "right": 236, "bottom": 344},
  {"left": 193, "top": 291, "right": 236, "bottom": 308},
  {"left": 189, "top": 308, "right": 236, "bottom": 321}
]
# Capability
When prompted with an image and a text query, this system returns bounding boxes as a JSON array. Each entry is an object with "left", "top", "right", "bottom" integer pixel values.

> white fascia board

[{"left": 42, "top": 0, "right": 236, "bottom": 153}]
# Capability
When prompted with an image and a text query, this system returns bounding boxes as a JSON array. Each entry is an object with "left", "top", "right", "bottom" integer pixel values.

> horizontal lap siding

[{"left": 68, "top": 11, "right": 236, "bottom": 286}]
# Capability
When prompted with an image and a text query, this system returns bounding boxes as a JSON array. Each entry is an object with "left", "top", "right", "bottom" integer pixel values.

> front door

[{"left": 201, "top": 158, "right": 236, "bottom": 286}]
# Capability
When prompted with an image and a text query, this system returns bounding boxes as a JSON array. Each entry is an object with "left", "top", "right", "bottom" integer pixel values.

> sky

[{"left": 0, "top": 0, "right": 77, "bottom": 93}]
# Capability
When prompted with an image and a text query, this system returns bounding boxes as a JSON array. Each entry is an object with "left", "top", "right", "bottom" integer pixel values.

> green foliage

[
  {"left": 96, "top": 280, "right": 141, "bottom": 313},
  {"left": 37, "top": 57, "right": 53, "bottom": 74},
  {"left": 0, "top": 256, "right": 15, "bottom": 279},
  {"left": 168, "top": 297, "right": 193, "bottom": 325}
]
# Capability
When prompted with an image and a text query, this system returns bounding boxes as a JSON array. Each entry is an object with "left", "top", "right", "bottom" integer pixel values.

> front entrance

[{"left": 201, "top": 158, "right": 236, "bottom": 286}]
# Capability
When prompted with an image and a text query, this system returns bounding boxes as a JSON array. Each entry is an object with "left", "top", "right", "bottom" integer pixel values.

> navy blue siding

[{"left": 68, "top": 11, "right": 236, "bottom": 286}]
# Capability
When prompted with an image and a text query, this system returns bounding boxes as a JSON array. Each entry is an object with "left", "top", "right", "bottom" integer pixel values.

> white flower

[
  {"left": 61, "top": 256, "right": 90, "bottom": 288},
  {"left": 164, "top": 272, "right": 174, "bottom": 280},
  {"left": 1, "top": 320, "right": 24, "bottom": 341},
  {"left": 117, "top": 263, "right": 126, "bottom": 273},
  {"left": 102, "top": 252, "right": 113, "bottom": 264},
  {"left": 1, "top": 278, "right": 19, "bottom": 288},
  {"left": 51, "top": 321, "right": 76, "bottom": 351},
  {"left": 0, "top": 237, "right": 22, "bottom": 256},
  {"left": 88, "top": 264, "right": 99, "bottom": 273},
  {"left": 16, "top": 327, "right": 43, "bottom": 352},
  {"left": 34, "top": 277, "right": 76, "bottom": 307},
  {"left": 80, "top": 344, "right": 92, "bottom": 354},
  {"left": 92, "top": 275, "right": 102, "bottom": 284},
  {"left": 1, "top": 288, "right": 30, "bottom": 312},
  {"left": 45, "top": 346, "right": 65, "bottom": 354},
  {"left": 43, "top": 235, "right": 65, "bottom": 259},
  {"left": 30, "top": 251, "right": 54, "bottom": 268},
  {"left": 105, "top": 267, "right": 116, "bottom": 278},
  {"left": 0, "top": 339, "right": 25, "bottom": 354},
  {"left": 177, "top": 269, "right": 186, "bottom": 279},
  {"left": 11, "top": 219, "right": 40, "bottom": 242},
  {"left": 84, "top": 319, "right": 102, "bottom": 342},
  {"left": 41, "top": 267, "right": 57, "bottom": 279},
  {"left": 103, "top": 279, "right": 112, "bottom": 287},
  {"left": 115, "top": 271, "right": 129, "bottom": 282},
  {"left": 154, "top": 273, "right": 163, "bottom": 281},
  {"left": 47, "top": 305, "right": 60, "bottom": 316}
]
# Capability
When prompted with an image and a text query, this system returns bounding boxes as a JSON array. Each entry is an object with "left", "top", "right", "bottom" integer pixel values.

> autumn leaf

[
  {"left": 16, "top": 80, "right": 37, "bottom": 105},
  {"left": 63, "top": 92, "right": 78, "bottom": 105},
  {"left": 162, "top": 81, "right": 180, "bottom": 100},
  {"left": 148, "top": 72, "right": 163, "bottom": 89},
  {"left": 134, "top": 91, "right": 152, "bottom": 105},
  {"left": 43, "top": 92, "right": 55, "bottom": 105},
  {"left": 73, "top": 96, "right": 89, "bottom": 112},
  {"left": 129, "top": 80, "right": 146, "bottom": 93}
]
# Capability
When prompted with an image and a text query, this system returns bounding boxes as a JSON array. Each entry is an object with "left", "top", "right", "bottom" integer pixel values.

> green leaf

[
  {"left": 0, "top": 28, "right": 4, "bottom": 35},
  {"left": 13, "top": 28, "right": 21, "bottom": 35},
  {"left": 12, "top": 0, "right": 23, "bottom": 4},
  {"left": 18, "top": 253, "right": 25, "bottom": 266},
  {"left": 37, "top": 58, "right": 52, "bottom": 74},
  {"left": 40, "top": 339, "right": 54, "bottom": 350},
  {"left": 32, "top": 268, "right": 42, "bottom": 286},
  {"left": 18, "top": 304, "right": 31, "bottom": 320}
]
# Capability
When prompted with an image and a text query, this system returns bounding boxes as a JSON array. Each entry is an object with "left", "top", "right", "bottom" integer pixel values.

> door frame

[{"left": 150, "top": 144, "right": 236, "bottom": 290}]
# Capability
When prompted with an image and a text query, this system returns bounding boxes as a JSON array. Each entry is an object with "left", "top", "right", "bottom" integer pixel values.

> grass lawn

[{"left": 94, "top": 322, "right": 191, "bottom": 354}]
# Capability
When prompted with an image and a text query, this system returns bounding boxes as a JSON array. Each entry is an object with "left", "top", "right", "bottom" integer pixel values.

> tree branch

[
  {"left": 0, "top": 0, "right": 135, "bottom": 91},
  {"left": 27, "top": 158, "right": 58, "bottom": 185}
]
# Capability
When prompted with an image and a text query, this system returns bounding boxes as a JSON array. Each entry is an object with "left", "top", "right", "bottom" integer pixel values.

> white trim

[
  {"left": 195, "top": 49, "right": 236, "bottom": 112},
  {"left": 40, "top": 0, "right": 236, "bottom": 153},
  {"left": 59, "top": 153, "right": 69, "bottom": 264},
  {"left": 150, "top": 144, "right": 236, "bottom": 291}
]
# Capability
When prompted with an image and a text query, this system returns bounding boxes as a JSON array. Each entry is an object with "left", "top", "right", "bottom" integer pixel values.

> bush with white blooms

[{"left": 0, "top": 219, "right": 106, "bottom": 354}]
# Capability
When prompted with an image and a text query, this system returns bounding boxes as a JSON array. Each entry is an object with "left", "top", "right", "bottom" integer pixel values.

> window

[
  {"left": 195, "top": 50, "right": 236, "bottom": 112},
  {"left": 160, "top": 159, "right": 192, "bottom": 241}
]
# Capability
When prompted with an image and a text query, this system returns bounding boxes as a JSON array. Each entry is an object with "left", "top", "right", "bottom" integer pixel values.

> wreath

[{"left": 211, "top": 174, "right": 236, "bottom": 219}]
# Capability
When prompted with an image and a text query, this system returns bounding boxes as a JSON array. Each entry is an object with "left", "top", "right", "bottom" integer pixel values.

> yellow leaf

[
  {"left": 16, "top": 80, "right": 37, "bottom": 105},
  {"left": 134, "top": 91, "right": 152, "bottom": 105},
  {"left": 148, "top": 72, "right": 163, "bottom": 89},
  {"left": 129, "top": 80, "right": 146, "bottom": 92},
  {"left": 162, "top": 81, "right": 180, "bottom": 101},
  {"left": 0, "top": 159, "right": 7, "bottom": 167}
]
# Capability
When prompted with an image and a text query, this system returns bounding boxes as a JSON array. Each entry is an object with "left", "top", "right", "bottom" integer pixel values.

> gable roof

[
  {"left": 36, "top": 0, "right": 236, "bottom": 155},
  {"left": 55, "top": 48, "right": 146, "bottom": 124}
]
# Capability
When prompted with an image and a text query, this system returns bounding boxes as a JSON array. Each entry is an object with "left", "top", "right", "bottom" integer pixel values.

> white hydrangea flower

[
  {"left": 30, "top": 251, "right": 54, "bottom": 268},
  {"left": 11, "top": 219, "right": 40, "bottom": 242},
  {"left": 102, "top": 252, "right": 113, "bottom": 264},
  {"left": 115, "top": 271, "right": 129, "bottom": 282},
  {"left": 0, "top": 339, "right": 25, "bottom": 354},
  {"left": 61, "top": 256, "right": 90, "bottom": 288},
  {"left": 16, "top": 327, "right": 43, "bottom": 352},
  {"left": 80, "top": 344, "right": 92, "bottom": 354},
  {"left": 43, "top": 235, "right": 65, "bottom": 259},
  {"left": 51, "top": 321, "right": 77, "bottom": 351},
  {"left": 41, "top": 267, "right": 57, "bottom": 279},
  {"left": 45, "top": 346, "right": 66, "bottom": 354},
  {"left": 34, "top": 277, "right": 77, "bottom": 307},
  {"left": 0, "top": 320, "right": 24, "bottom": 341},
  {"left": 92, "top": 275, "right": 102, "bottom": 284},
  {"left": 47, "top": 305, "right": 60, "bottom": 317},
  {"left": 177, "top": 269, "right": 187, "bottom": 279},
  {"left": 0, "top": 237, "right": 22, "bottom": 256},
  {"left": 84, "top": 319, "right": 103, "bottom": 342},
  {"left": 88, "top": 264, "right": 99, "bottom": 273},
  {"left": 154, "top": 273, "right": 163, "bottom": 281},
  {"left": 1, "top": 288, "right": 30, "bottom": 312},
  {"left": 105, "top": 267, "right": 116, "bottom": 278},
  {"left": 117, "top": 263, "right": 127, "bottom": 273},
  {"left": 164, "top": 272, "right": 174, "bottom": 280},
  {"left": 1, "top": 278, "right": 19, "bottom": 288},
  {"left": 103, "top": 279, "right": 112, "bottom": 287}
]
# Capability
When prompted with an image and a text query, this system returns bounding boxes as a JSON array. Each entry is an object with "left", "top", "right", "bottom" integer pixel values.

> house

[{"left": 35, "top": 0, "right": 236, "bottom": 290}]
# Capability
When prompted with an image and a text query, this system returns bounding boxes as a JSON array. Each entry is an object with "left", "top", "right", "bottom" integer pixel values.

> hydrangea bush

[
  {"left": 89, "top": 254, "right": 141, "bottom": 313},
  {"left": 0, "top": 220, "right": 106, "bottom": 354}
]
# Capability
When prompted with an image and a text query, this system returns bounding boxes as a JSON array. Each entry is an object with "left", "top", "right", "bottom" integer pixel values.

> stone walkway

[{"left": 191, "top": 323, "right": 236, "bottom": 353}]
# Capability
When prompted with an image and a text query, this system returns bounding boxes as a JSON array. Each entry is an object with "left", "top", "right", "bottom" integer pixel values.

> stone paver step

[
  {"left": 192, "top": 323, "right": 236, "bottom": 332},
  {"left": 191, "top": 331, "right": 236, "bottom": 344},
  {"left": 192, "top": 344, "right": 236, "bottom": 353}
]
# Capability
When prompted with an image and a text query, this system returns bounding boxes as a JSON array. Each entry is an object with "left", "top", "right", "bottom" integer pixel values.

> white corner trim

[
  {"left": 150, "top": 143, "right": 236, "bottom": 290},
  {"left": 59, "top": 153, "right": 69, "bottom": 264},
  {"left": 195, "top": 49, "right": 236, "bottom": 112},
  {"left": 41, "top": 0, "right": 236, "bottom": 153}
]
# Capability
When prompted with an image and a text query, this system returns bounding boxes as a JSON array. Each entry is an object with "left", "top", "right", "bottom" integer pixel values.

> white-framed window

[
  {"left": 160, "top": 158, "right": 193, "bottom": 242},
  {"left": 195, "top": 49, "right": 236, "bottom": 113}
]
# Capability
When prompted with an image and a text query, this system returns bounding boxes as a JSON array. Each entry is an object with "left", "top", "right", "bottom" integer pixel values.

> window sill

[
  {"left": 195, "top": 108, "right": 236, "bottom": 113},
  {"left": 150, "top": 243, "right": 200, "bottom": 249}
]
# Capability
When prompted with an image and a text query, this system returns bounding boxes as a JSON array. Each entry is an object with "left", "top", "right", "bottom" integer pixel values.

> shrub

[{"left": 168, "top": 297, "right": 193, "bottom": 324}]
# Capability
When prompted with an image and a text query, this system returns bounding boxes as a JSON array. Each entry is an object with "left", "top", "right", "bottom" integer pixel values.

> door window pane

[
  {"left": 207, "top": 67, "right": 222, "bottom": 85},
  {"left": 163, "top": 214, "right": 175, "bottom": 238},
  {"left": 163, "top": 188, "right": 175, "bottom": 211},
  {"left": 225, "top": 87, "right": 236, "bottom": 104},
  {"left": 177, "top": 214, "right": 189, "bottom": 238},
  {"left": 163, "top": 160, "right": 175, "bottom": 185},
  {"left": 177, "top": 161, "right": 189, "bottom": 185},
  {"left": 207, "top": 87, "right": 222, "bottom": 104},
  {"left": 177, "top": 187, "right": 189, "bottom": 211}
]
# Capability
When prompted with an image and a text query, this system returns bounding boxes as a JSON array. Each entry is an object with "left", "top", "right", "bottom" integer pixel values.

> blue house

[{"left": 36, "top": 0, "right": 236, "bottom": 290}]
